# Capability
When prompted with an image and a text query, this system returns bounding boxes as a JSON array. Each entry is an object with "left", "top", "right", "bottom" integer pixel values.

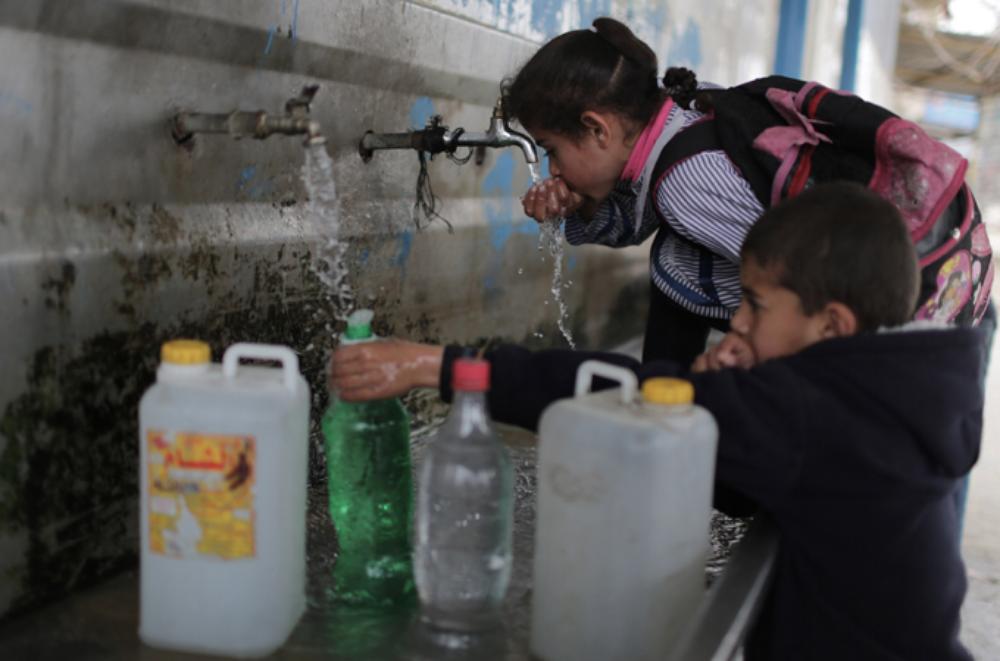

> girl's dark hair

[
  {"left": 741, "top": 182, "right": 920, "bottom": 332},
  {"left": 662, "top": 66, "right": 706, "bottom": 111},
  {"left": 505, "top": 18, "right": 708, "bottom": 138}
]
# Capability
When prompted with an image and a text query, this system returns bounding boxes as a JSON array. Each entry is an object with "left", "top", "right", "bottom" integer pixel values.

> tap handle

[
  {"left": 286, "top": 84, "right": 319, "bottom": 115},
  {"left": 493, "top": 96, "right": 506, "bottom": 120}
]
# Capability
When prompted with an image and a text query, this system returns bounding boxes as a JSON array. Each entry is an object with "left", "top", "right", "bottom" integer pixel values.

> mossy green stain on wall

[
  {"left": 0, "top": 337, "right": 150, "bottom": 619},
  {"left": 0, "top": 252, "right": 341, "bottom": 621},
  {"left": 40, "top": 261, "right": 76, "bottom": 313}
]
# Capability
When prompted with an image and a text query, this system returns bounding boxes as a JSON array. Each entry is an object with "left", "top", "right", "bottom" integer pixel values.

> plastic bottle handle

[
  {"left": 222, "top": 343, "right": 300, "bottom": 392},
  {"left": 574, "top": 360, "right": 637, "bottom": 405}
]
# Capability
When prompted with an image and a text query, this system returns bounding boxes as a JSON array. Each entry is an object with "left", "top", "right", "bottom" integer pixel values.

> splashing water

[
  {"left": 528, "top": 166, "right": 575, "bottom": 348},
  {"left": 302, "top": 143, "right": 355, "bottom": 327}
]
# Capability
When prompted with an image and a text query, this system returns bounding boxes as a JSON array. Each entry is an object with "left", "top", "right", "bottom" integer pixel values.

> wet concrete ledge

[{"left": 0, "top": 423, "right": 754, "bottom": 661}]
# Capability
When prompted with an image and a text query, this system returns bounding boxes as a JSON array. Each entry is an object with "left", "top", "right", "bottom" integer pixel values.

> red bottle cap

[{"left": 453, "top": 358, "right": 490, "bottom": 392}]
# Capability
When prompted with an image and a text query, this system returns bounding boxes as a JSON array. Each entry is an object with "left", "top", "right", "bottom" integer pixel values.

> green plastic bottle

[{"left": 323, "top": 309, "right": 415, "bottom": 606}]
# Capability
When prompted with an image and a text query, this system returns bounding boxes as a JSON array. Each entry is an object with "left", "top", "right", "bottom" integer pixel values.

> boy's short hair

[{"left": 741, "top": 182, "right": 920, "bottom": 331}]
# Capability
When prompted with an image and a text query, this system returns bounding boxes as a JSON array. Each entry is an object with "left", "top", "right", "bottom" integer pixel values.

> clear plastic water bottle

[
  {"left": 414, "top": 358, "right": 514, "bottom": 631},
  {"left": 323, "top": 309, "right": 414, "bottom": 606}
]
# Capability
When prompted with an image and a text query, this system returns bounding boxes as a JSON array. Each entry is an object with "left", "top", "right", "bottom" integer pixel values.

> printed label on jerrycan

[{"left": 146, "top": 430, "right": 256, "bottom": 559}]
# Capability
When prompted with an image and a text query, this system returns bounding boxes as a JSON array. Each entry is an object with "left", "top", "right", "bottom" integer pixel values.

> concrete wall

[{"left": 0, "top": 0, "right": 780, "bottom": 619}]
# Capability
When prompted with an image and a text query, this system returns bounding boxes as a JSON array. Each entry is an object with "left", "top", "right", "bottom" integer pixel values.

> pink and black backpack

[{"left": 652, "top": 75, "right": 994, "bottom": 326}]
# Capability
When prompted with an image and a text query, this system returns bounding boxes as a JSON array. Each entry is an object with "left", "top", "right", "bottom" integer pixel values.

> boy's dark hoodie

[{"left": 440, "top": 326, "right": 984, "bottom": 660}]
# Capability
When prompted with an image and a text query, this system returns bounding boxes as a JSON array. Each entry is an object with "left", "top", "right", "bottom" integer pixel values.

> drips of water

[
  {"left": 303, "top": 143, "right": 355, "bottom": 325},
  {"left": 527, "top": 168, "right": 575, "bottom": 349},
  {"left": 527, "top": 162, "right": 542, "bottom": 185}
]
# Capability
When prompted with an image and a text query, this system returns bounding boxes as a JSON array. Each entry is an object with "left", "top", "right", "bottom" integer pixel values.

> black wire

[{"left": 414, "top": 150, "right": 454, "bottom": 233}]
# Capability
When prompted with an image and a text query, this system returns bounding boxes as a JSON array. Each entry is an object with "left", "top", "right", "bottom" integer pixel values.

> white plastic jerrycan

[
  {"left": 531, "top": 361, "right": 718, "bottom": 661},
  {"left": 138, "top": 340, "right": 310, "bottom": 658}
]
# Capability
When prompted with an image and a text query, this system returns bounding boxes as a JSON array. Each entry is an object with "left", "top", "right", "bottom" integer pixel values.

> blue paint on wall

[
  {"left": 625, "top": 4, "right": 670, "bottom": 45},
  {"left": 263, "top": 25, "right": 277, "bottom": 55},
  {"left": 530, "top": 0, "right": 562, "bottom": 37},
  {"left": 409, "top": 97, "right": 436, "bottom": 129},
  {"left": 483, "top": 154, "right": 514, "bottom": 201},
  {"left": 393, "top": 230, "right": 413, "bottom": 268},
  {"left": 538, "top": 155, "right": 551, "bottom": 179},
  {"left": 359, "top": 248, "right": 370, "bottom": 265},
  {"left": 527, "top": 0, "right": 612, "bottom": 36},
  {"left": 667, "top": 19, "right": 702, "bottom": 69},
  {"left": 237, "top": 166, "right": 257, "bottom": 191},
  {"left": 575, "top": 0, "right": 613, "bottom": 28},
  {"left": 235, "top": 165, "right": 273, "bottom": 199},
  {"left": 483, "top": 152, "right": 537, "bottom": 253},
  {"left": 0, "top": 91, "right": 33, "bottom": 115},
  {"left": 482, "top": 151, "right": 539, "bottom": 292}
]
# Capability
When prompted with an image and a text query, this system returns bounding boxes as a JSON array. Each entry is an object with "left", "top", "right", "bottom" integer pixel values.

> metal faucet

[
  {"left": 358, "top": 97, "right": 538, "bottom": 165},
  {"left": 172, "top": 85, "right": 325, "bottom": 146}
]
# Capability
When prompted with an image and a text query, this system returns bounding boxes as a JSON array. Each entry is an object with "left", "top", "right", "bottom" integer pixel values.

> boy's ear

[
  {"left": 821, "top": 301, "right": 859, "bottom": 338},
  {"left": 579, "top": 111, "right": 612, "bottom": 146}
]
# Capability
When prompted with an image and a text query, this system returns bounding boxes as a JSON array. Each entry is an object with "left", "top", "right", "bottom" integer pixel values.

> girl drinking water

[
  {"left": 510, "top": 17, "right": 993, "bottom": 364},
  {"left": 514, "top": 17, "right": 767, "bottom": 364}
]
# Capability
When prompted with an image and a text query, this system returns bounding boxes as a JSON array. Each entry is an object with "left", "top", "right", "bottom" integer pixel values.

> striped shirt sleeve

[
  {"left": 655, "top": 151, "right": 765, "bottom": 264},
  {"left": 563, "top": 179, "right": 660, "bottom": 248}
]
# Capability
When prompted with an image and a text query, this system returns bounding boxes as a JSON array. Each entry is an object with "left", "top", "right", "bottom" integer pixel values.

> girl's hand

[
  {"left": 691, "top": 333, "right": 756, "bottom": 373},
  {"left": 521, "top": 177, "right": 584, "bottom": 222},
  {"left": 329, "top": 340, "right": 444, "bottom": 401}
]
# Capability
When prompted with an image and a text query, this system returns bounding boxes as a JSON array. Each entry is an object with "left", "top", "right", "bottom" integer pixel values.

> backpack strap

[
  {"left": 649, "top": 119, "right": 720, "bottom": 190},
  {"left": 645, "top": 119, "right": 731, "bottom": 310},
  {"left": 649, "top": 115, "right": 773, "bottom": 207}
]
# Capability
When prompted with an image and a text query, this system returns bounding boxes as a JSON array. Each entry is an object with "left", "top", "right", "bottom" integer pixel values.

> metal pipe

[
  {"left": 774, "top": 0, "right": 810, "bottom": 78},
  {"left": 357, "top": 98, "right": 538, "bottom": 165},
  {"left": 451, "top": 126, "right": 538, "bottom": 164},
  {"left": 172, "top": 85, "right": 324, "bottom": 146},
  {"left": 839, "top": 0, "right": 864, "bottom": 92},
  {"left": 358, "top": 126, "right": 451, "bottom": 160}
]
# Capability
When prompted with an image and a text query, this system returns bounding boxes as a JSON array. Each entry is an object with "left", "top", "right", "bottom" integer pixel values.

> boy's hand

[
  {"left": 329, "top": 340, "right": 444, "bottom": 402},
  {"left": 522, "top": 177, "right": 584, "bottom": 221},
  {"left": 691, "top": 333, "right": 756, "bottom": 373}
]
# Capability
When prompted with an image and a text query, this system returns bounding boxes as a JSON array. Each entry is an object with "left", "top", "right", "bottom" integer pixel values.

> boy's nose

[
  {"left": 731, "top": 303, "right": 751, "bottom": 333},
  {"left": 548, "top": 160, "right": 560, "bottom": 177}
]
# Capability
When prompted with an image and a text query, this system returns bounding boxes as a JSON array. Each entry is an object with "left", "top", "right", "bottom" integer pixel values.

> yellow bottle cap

[
  {"left": 161, "top": 339, "right": 211, "bottom": 365},
  {"left": 641, "top": 377, "right": 694, "bottom": 405}
]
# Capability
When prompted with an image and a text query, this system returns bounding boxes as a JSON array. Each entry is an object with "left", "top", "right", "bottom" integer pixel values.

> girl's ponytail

[
  {"left": 662, "top": 67, "right": 698, "bottom": 108},
  {"left": 592, "top": 18, "right": 658, "bottom": 78},
  {"left": 506, "top": 18, "right": 665, "bottom": 137},
  {"left": 663, "top": 66, "right": 713, "bottom": 113}
]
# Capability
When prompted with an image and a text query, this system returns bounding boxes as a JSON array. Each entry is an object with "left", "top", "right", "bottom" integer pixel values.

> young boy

[{"left": 329, "top": 182, "right": 982, "bottom": 659}]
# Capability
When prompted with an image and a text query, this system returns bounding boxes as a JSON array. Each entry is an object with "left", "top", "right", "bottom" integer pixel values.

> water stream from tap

[
  {"left": 300, "top": 143, "right": 356, "bottom": 582},
  {"left": 303, "top": 142, "right": 355, "bottom": 328},
  {"left": 528, "top": 163, "right": 575, "bottom": 349}
]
